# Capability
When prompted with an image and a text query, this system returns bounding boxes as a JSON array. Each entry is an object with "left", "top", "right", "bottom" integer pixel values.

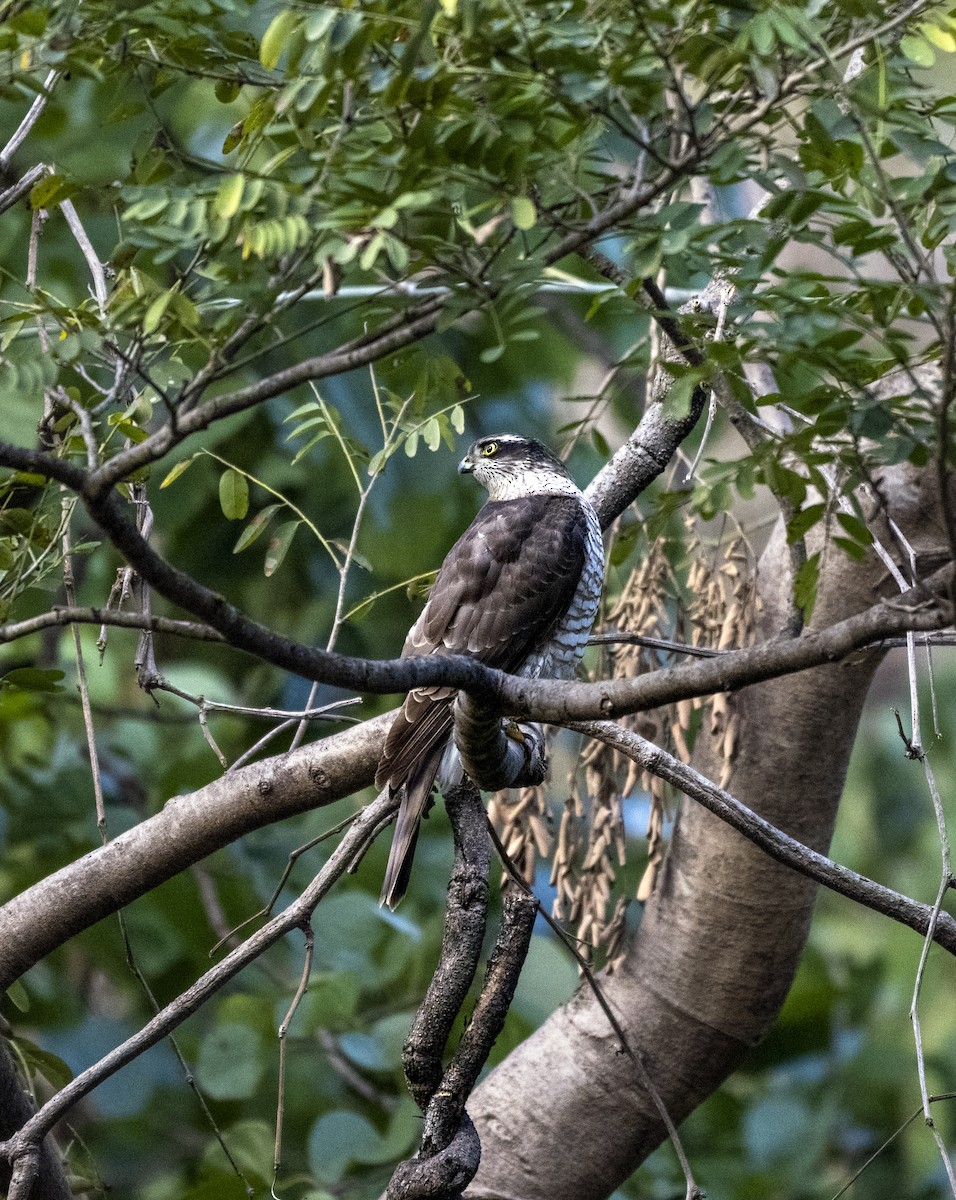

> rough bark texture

[{"left": 467, "top": 460, "right": 951, "bottom": 1199}]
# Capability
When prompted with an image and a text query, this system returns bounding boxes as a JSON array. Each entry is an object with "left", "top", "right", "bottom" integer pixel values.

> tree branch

[
  {"left": 0, "top": 786, "right": 397, "bottom": 1177},
  {"left": 0, "top": 712, "right": 392, "bottom": 991},
  {"left": 402, "top": 783, "right": 490, "bottom": 1112},
  {"left": 1, "top": 441, "right": 948, "bottom": 729},
  {"left": 0, "top": 568, "right": 950, "bottom": 992},
  {"left": 0, "top": 606, "right": 223, "bottom": 646},
  {"left": 570, "top": 720, "right": 956, "bottom": 954}
]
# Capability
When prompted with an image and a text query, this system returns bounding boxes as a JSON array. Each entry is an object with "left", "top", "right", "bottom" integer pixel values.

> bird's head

[{"left": 458, "top": 434, "right": 579, "bottom": 501}]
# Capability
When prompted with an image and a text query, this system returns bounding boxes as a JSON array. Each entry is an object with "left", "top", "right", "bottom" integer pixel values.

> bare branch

[
  {"left": 0, "top": 71, "right": 59, "bottom": 170},
  {"left": 0, "top": 712, "right": 393, "bottom": 991},
  {"left": 0, "top": 163, "right": 48, "bottom": 216},
  {"left": 0, "top": 439, "right": 950, "bottom": 729},
  {"left": 0, "top": 606, "right": 224, "bottom": 646},
  {"left": 0, "top": 571, "right": 949, "bottom": 993},
  {"left": 571, "top": 720, "right": 956, "bottom": 955},
  {"left": 59, "top": 199, "right": 109, "bottom": 314}
]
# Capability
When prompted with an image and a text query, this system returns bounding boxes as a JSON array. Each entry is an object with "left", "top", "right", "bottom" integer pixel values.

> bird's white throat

[{"left": 482, "top": 467, "right": 584, "bottom": 502}]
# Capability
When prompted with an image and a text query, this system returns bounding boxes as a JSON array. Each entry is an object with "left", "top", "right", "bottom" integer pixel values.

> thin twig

[
  {"left": 0, "top": 606, "right": 223, "bottom": 646},
  {"left": 60, "top": 198, "right": 109, "bottom": 312},
  {"left": 287, "top": 369, "right": 394, "bottom": 754},
  {"left": 209, "top": 810, "right": 361, "bottom": 957},
  {"left": 272, "top": 924, "right": 314, "bottom": 1195},
  {"left": 829, "top": 1093, "right": 956, "bottom": 1200},
  {"left": 566, "top": 721, "right": 956, "bottom": 954},
  {"left": 0, "top": 70, "right": 59, "bottom": 169},
  {"left": 60, "top": 506, "right": 108, "bottom": 839}
]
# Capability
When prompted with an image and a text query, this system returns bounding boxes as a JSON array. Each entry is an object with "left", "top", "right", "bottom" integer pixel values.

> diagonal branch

[
  {"left": 0, "top": 712, "right": 393, "bottom": 991},
  {"left": 0, "top": 786, "right": 398, "bottom": 1184},
  {"left": 401, "top": 782, "right": 490, "bottom": 1112},
  {"left": 571, "top": 720, "right": 956, "bottom": 955}
]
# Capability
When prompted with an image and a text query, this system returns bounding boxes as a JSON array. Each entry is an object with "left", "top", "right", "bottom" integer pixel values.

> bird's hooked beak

[{"left": 458, "top": 453, "right": 475, "bottom": 475}]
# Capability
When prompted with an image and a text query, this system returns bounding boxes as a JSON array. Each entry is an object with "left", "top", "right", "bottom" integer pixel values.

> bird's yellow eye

[{"left": 481, "top": 441, "right": 498, "bottom": 457}]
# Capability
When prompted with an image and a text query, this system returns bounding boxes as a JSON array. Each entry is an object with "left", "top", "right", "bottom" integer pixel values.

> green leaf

[
  {"left": 373, "top": 205, "right": 398, "bottom": 230},
  {"left": 834, "top": 535, "right": 867, "bottom": 562},
  {"left": 923, "top": 22, "right": 956, "bottom": 51},
  {"left": 264, "top": 519, "right": 300, "bottom": 576},
  {"left": 338, "top": 1013, "right": 410, "bottom": 1073},
  {"left": 5, "top": 979, "right": 29, "bottom": 1012},
  {"left": 2, "top": 668, "right": 65, "bottom": 692},
  {"left": 900, "top": 34, "right": 935, "bottom": 66},
  {"left": 160, "top": 457, "right": 196, "bottom": 488},
  {"left": 511, "top": 195, "right": 536, "bottom": 230},
  {"left": 836, "top": 511, "right": 873, "bottom": 546},
  {"left": 451, "top": 404, "right": 465, "bottom": 434},
  {"left": 218, "top": 469, "right": 249, "bottom": 520},
  {"left": 308, "top": 1111, "right": 383, "bottom": 1183},
  {"left": 662, "top": 373, "right": 700, "bottom": 420},
  {"left": 793, "top": 552, "right": 821, "bottom": 622},
  {"left": 11, "top": 7, "right": 46, "bottom": 34},
  {"left": 298, "top": 973, "right": 361, "bottom": 1032},
  {"left": 610, "top": 520, "right": 641, "bottom": 567},
  {"left": 359, "top": 231, "right": 385, "bottom": 271},
  {"left": 233, "top": 504, "right": 281, "bottom": 553},
  {"left": 223, "top": 123, "right": 243, "bottom": 155},
  {"left": 29, "top": 173, "right": 69, "bottom": 211},
  {"left": 215, "top": 78, "right": 241, "bottom": 104},
  {"left": 214, "top": 172, "right": 245, "bottom": 220},
  {"left": 195, "top": 1023, "right": 264, "bottom": 1100},
  {"left": 422, "top": 416, "right": 441, "bottom": 451},
  {"left": 338, "top": 1032, "right": 386, "bottom": 1072},
  {"left": 213, "top": 1120, "right": 273, "bottom": 1187},
  {"left": 107, "top": 415, "right": 149, "bottom": 443},
  {"left": 786, "top": 503, "right": 826, "bottom": 544},
  {"left": 143, "top": 289, "right": 174, "bottom": 335},
  {"left": 13, "top": 1037, "right": 74, "bottom": 1090},
  {"left": 749, "top": 12, "right": 775, "bottom": 55},
  {"left": 260, "top": 9, "right": 298, "bottom": 70}
]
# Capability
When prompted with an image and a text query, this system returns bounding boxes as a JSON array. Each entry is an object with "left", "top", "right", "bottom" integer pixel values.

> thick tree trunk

[{"left": 468, "top": 458, "right": 951, "bottom": 1199}]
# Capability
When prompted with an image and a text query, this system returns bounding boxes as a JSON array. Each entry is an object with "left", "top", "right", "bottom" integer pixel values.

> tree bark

[{"left": 467, "top": 457, "right": 952, "bottom": 1198}]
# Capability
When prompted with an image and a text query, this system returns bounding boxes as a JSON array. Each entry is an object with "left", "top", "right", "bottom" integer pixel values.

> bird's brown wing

[{"left": 378, "top": 495, "right": 590, "bottom": 907}]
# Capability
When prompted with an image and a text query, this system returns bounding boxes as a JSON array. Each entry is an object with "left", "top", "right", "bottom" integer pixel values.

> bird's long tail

[{"left": 380, "top": 738, "right": 448, "bottom": 910}]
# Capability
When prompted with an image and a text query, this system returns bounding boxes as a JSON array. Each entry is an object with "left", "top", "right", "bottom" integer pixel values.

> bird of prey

[{"left": 376, "top": 433, "right": 605, "bottom": 909}]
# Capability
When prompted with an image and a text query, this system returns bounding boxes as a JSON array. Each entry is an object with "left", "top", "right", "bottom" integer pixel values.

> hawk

[{"left": 376, "top": 433, "right": 605, "bottom": 909}]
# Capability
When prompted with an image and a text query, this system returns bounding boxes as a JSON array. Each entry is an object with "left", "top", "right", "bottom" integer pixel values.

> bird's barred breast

[{"left": 523, "top": 503, "right": 604, "bottom": 681}]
